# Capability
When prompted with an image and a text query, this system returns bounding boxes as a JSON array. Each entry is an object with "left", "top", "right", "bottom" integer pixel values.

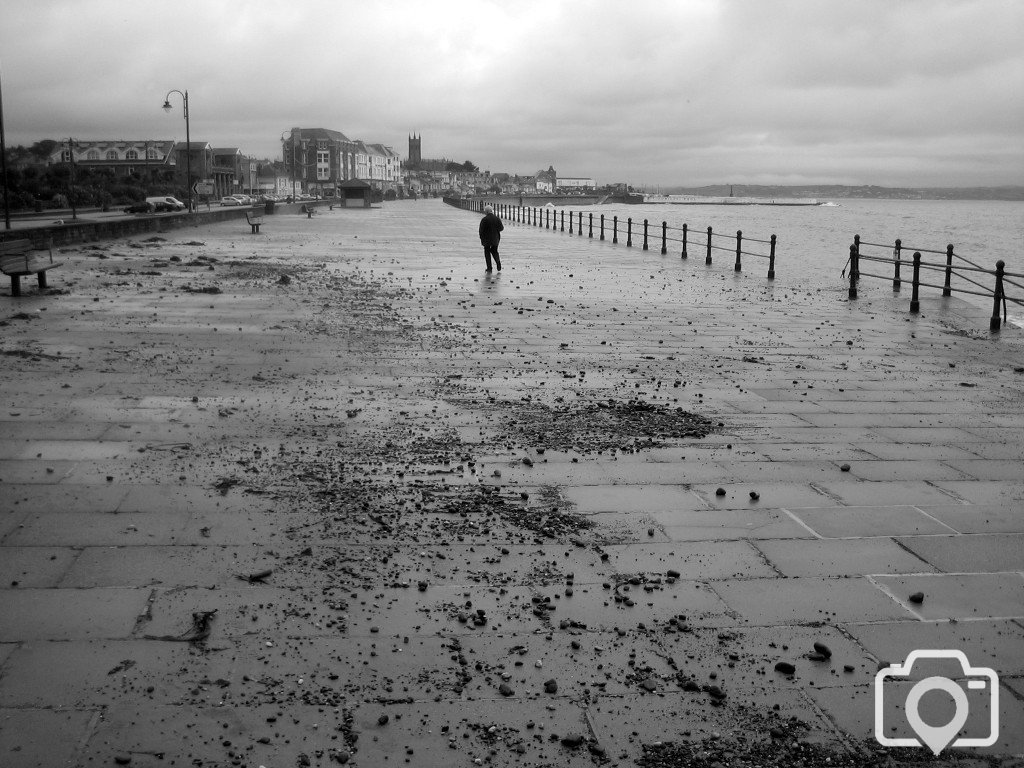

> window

[
  {"left": 317, "top": 150, "right": 330, "bottom": 180},
  {"left": 147, "top": 148, "right": 159, "bottom": 160},
  {"left": 61, "top": 149, "right": 72, "bottom": 162},
  {"left": 87, "top": 150, "right": 100, "bottom": 160},
  {"left": 126, "top": 149, "right": 139, "bottom": 160},
  {"left": 106, "top": 150, "right": 118, "bottom": 160}
]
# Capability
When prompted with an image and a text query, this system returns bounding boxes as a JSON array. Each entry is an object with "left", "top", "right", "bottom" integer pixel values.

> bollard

[
  {"left": 767, "top": 235, "right": 776, "bottom": 279},
  {"left": 681, "top": 223, "right": 688, "bottom": 259},
  {"left": 943, "top": 244, "right": 954, "bottom": 296},
  {"left": 627, "top": 218, "right": 633, "bottom": 247},
  {"left": 599, "top": 214, "right": 604, "bottom": 240},
  {"left": 848, "top": 244, "right": 858, "bottom": 299},
  {"left": 706, "top": 226, "right": 713, "bottom": 265},
  {"left": 569, "top": 211, "right": 574, "bottom": 235},
  {"left": 613, "top": 216, "right": 618, "bottom": 244},
  {"left": 893, "top": 239, "right": 902, "bottom": 292},
  {"left": 589, "top": 213, "right": 593, "bottom": 238},
  {"left": 661, "top": 221, "right": 667, "bottom": 254},
  {"left": 734, "top": 230, "right": 742, "bottom": 272},
  {"left": 545, "top": 208, "right": 550, "bottom": 229},
  {"left": 910, "top": 252, "right": 921, "bottom": 313},
  {"left": 990, "top": 260, "right": 1005, "bottom": 331},
  {"left": 643, "top": 219, "right": 649, "bottom": 251},
  {"left": 560, "top": 210, "right": 565, "bottom": 232}
]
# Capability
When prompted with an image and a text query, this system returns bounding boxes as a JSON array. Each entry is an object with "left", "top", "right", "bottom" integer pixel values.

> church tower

[{"left": 408, "top": 134, "right": 421, "bottom": 166}]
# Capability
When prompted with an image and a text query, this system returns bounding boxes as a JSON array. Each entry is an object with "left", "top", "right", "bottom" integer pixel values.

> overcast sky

[{"left": 2, "top": 0, "right": 1021, "bottom": 187}]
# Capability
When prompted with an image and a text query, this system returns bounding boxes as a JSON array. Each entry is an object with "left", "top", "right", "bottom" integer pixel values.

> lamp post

[
  {"left": 65, "top": 137, "right": 77, "bottom": 220},
  {"left": 162, "top": 89, "right": 192, "bottom": 213},
  {"left": 0, "top": 68, "right": 10, "bottom": 230},
  {"left": 281, "top": 129, "right": 299, "bottom": 201}
]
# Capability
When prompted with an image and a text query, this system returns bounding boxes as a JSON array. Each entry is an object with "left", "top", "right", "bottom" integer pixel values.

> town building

[
  {"left": 47, "top": 139, "right": 175, "bottom": 180},
  {"left": 556, "top": 175, "right": 596, "bottom": 191},
  {"left": 283, "top": 128, "right": 401, "bottom": 197}
]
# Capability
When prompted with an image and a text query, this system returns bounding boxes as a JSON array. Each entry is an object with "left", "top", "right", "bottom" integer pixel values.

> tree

[{"left": 461, "top": 160, "right": 478, "bottom": 172}]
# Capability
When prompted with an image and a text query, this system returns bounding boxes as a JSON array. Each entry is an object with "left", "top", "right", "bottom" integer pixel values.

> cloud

[{"left": 1, "top": 0, "right": 1021, "bottom": 186}]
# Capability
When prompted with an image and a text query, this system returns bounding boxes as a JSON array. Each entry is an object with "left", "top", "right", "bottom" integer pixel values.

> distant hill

[{"left": 656, "top": 185, "right": 1024, "bottom": 201}]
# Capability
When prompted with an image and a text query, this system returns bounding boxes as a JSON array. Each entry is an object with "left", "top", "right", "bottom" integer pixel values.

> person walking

[{"left": 478, "top": 204, "right": 504, "bottom": 272}]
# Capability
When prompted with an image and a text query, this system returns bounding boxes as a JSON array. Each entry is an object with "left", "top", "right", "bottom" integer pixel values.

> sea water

[{"left": 589, "top": 198, "right": 1022, "bottom": 323}]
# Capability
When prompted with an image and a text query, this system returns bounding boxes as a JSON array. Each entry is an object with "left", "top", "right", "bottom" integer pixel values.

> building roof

[{"left": 292, "top": 128, "right": 352, "bottom": 143}]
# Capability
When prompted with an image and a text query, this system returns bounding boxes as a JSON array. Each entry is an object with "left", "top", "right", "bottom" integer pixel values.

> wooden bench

[
  {"left": 0, "top": 239, "right": 62, "bottom": 297},
  {"left": 245, "top": 209, "right": 265, "bottom": 234},
  {"left": 300, "top": 204, "right": 317, "bottom": 218}
]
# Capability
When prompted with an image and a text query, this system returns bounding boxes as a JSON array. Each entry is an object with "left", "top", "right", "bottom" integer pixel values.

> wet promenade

[{"left": 1, "top": 199, "right": 1022, "bottom": 767}]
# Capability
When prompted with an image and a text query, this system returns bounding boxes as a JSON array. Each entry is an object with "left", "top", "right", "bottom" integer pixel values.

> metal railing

[
  {"left": 443, "top": 197, "right": 777, "bottom": 279},
  {"left": 844, "top": 235, "right": 1022, "bottom": 331}
]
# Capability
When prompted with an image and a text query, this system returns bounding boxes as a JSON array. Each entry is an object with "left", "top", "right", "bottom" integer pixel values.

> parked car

[
  {"left": 220, "top": 196, "right": 244, "bottom": 206},
  {"left": 145, "top": 196, "right": 186, "bottom": 212},
  {"left": 123, "top": 201, "right": 155, "bottom": 214}
]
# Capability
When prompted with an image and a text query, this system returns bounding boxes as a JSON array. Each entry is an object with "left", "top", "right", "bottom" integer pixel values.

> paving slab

[
  {"left": 599, "top": 540, "right": 776, "bottom": 580},
  {"left": 870, "top": 573, "right": 1024, "bottom": 621},
  {"left": 787, "top": 505, "right": 957, "bottom": 538},
  {"left": 0, "top": 707, "right": 97, "bottom": 768},
  {"left": 655, "top": 507, "right": 815, "bottom": 541},
  {"left": 0, "top": 587, "right": 151, "bottom": 641},
  {"left": 754, "top": 537, "right": 936, "bottom": 577},
  {"left": 713, "top": 577, "right": 918, "bottom": 626},
  {"left": 896, "top": 534, "right": 1024, "bottom": 573},
  {"left": 809, "top": 480, "right": 967, "bottom": 508},
  {"left": 807, "top": 679, "right": 1024, "bottom": 757},
  {"left": 847, "top": 619, "right": 1024, "bottom": 678},
  {"left": 561, "top": 484, "right": 706, "bottom": 513},
  {"left": 0, "top": 546, "right": 78, "bottom": 588},
  {"left": 916, "top": 503, "right": 1024, "bottom": 534}
]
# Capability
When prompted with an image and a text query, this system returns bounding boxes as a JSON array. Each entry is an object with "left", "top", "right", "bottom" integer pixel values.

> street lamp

[
  {"left": 1, "top": 68, "right": 10, "bottom": 230},
  {"left": 162, "top": 89, "right": 191, "bottom": 213},
  {"left": 281, "top": 129, "right": 299, "bottom": 201}
]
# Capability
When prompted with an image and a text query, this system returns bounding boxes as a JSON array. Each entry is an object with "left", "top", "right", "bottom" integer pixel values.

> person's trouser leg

[
  {"left": 492, "top": 247, "right": 501, "bottom": 271},
  {"left": 483, "top": 246, "right": 493, "bottom": 270}
]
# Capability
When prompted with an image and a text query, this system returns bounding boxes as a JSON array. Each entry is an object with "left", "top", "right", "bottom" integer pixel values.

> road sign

[{"left": 193, "top": 182, "right": 214, "bottom": 195}]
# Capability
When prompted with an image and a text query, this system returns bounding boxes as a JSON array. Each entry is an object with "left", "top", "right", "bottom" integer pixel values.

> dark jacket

[{"left": 479, "top": 212, "right": 504, "bottom": 246}]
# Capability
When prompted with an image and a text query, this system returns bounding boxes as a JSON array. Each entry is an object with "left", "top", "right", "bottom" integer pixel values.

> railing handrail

[
  {"left": 847, "top": 234, "right": 1019, "bottom": 330},
  {"left": 443, "top": 197, "right": 778, "bottom": 280}
]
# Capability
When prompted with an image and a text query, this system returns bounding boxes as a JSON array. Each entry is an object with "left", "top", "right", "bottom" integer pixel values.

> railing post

[
  {"left": 848, "top": 244, "right": 858, "bottom": 299},
  {"left": 681, "top": 223, "right": 688, "bottom": 259},
  {"left": 767, "top": 235, "right": 776, "bottom": 279},
  {"left": 613, "top": 216, "right": 618, "bottom": 244},
  {"left": 852, "top": 234, "right": 860, "bottom": 284},
  {"left": 599, "top": 214, "right": 604, "bottom": 240},
  {"left": 910, "top": 252, "right": 921, "bottom": 313},
  {"left": 545, "top": 208, "right": 550, "bottom": 229},
  {"left": 627, "top": 218, "right": 633, "bottom": 247},
  {"left": 560, "top": 210, "right": 565, "bottom": 232},
  {"left": 569, "top": 210, "right": 574, "bottom": 235},
  {"left": 643, "top": 219, "right": 649, "bottom": 250},
  {"left": 990, "top": 260, "right": 1005, "bottom": 331},
  {"left": 589, "top": 213, "right": 593, "bottom": 238},
  {"left": 734, "top": 230, "right": 742, "bottom": 271},
  {"left": 660, "top": 221, "right": 667, "bottom": 254},
  {"left": 943, "top": 244, "right": 954, "bottom": 296},
  {"left": 893, "top": 239, "right": 902, "bottom": 292},
  {"left": 706, "top": 226, "right": 713, "bottom": 264}
]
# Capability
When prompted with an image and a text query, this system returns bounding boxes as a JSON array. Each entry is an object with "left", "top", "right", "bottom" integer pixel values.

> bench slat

[{"left": 1, "top": 255, "right": 63, "bottom": 276}]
